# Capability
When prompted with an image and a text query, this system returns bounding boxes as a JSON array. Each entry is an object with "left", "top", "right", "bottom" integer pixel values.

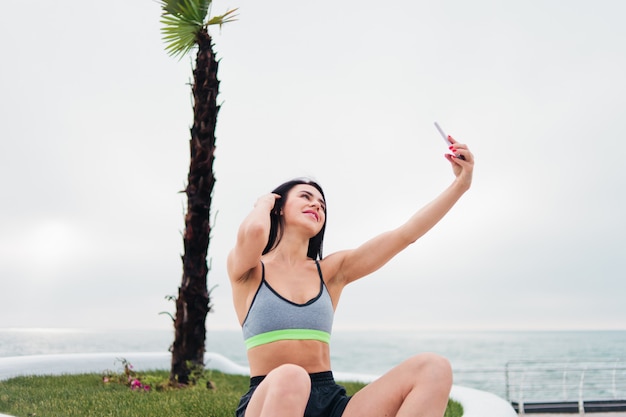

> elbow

[
  {"left": 401, "top": 226, "right": 427, "bottom": 247},
  {"left": 405, "top": 235, "right": 420, "bottom": 246},
  {"left": 397, "top": 228, "right": 419, "bottom": 247},
  {"left": 242, "top": 221, "right": 269, "bottom": 242}
]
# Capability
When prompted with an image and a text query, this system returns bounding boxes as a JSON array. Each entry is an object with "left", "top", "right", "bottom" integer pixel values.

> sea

[{"left": 1, "top": 328, "right": 625, "bottom": 403}]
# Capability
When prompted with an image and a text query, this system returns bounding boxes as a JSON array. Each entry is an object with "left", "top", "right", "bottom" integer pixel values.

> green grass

[{"left": 0, "top": 370, "right": 462, "bottom": 417}]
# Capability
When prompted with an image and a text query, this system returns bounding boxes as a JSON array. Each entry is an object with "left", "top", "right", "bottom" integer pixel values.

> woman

[{"left": 227, "top": 138, "right": 474, "bottom": 417}]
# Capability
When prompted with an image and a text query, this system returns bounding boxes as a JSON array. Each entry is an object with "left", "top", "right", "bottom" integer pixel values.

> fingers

[
  {"left": 444, "top": 153, "right": 468, "bottom": 165},
  {"left": 447, "top": 136, "right": 471, "bottom": 162},
  {"left": 254, "top": 193, "right": 281, "bottom": 208},
  {"left": 449, "top": 148, "right": 467, "bottom": 160}
]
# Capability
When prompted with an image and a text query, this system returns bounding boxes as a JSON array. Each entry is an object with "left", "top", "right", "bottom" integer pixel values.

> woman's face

[{"left": 282, "top": 184, "right": 326, "bottom": 235}]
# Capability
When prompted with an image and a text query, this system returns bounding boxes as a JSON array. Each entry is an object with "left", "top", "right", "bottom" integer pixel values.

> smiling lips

[{"left": 303, "top": 210, "right": 319, "bottom": 221}]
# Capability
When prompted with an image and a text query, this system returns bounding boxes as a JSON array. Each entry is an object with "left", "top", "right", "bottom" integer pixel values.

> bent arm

[
  {"left": 227, "top": 193, "right": 279, "bottom": 283},
  {"left": 333, "top": 149, "right": 473, "bottom": 285}
]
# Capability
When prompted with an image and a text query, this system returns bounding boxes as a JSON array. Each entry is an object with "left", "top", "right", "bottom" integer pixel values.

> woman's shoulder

[{"left": 319, "top": 250, "right": 352, "bottom": 284}]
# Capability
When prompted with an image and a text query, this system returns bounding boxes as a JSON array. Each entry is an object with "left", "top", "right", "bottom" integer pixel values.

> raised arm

[
  {"left": 227, "top": 193, "right": 280, "bottom": 283},
  {"left": 329, "top": 139, "right": 474, "bottom": 285}
]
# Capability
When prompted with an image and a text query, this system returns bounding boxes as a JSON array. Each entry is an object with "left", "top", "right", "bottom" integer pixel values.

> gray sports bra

[{"left": 242, "top": 261, "right": 334, "bottom": 350}]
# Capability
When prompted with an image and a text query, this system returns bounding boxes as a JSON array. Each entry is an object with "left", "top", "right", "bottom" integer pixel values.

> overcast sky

[{"left": 1, "top": 0, "right": 625, "bottom": 333}]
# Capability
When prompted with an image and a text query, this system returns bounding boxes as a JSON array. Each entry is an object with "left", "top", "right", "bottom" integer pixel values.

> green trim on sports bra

[{"left": 245, "top": 329, "right": 331, "bottom": 350}]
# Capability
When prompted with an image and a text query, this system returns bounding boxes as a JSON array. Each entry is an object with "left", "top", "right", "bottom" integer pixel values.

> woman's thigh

[{"left": 342, "top": 353, "right": 452, "bottom": 417}]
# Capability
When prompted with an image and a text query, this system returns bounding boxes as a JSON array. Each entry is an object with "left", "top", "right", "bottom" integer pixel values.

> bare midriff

[{"left": 247, "top": 339, "right": 332, "bottom": 377}]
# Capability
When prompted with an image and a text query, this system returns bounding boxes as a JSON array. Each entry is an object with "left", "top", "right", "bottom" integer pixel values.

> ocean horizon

[{"left": 2, "top": 328, "right": 625, "bottom": 402}]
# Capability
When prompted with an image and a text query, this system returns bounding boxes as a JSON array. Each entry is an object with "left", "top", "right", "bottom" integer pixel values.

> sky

[{"left": 1, "top": 0, "right": 625, "bottom": 333}]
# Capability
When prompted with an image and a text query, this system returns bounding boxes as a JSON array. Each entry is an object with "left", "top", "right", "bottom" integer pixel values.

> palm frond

[
  {"left": 207, "top": 8, "right": 239, "bottom": 28},
  {"left": 160, "top": 14, "right": 200, "bottom": 58},
  {"left": 159, "top": 0, "right": 210, "bottom": 59},
  {"left": 162, "top": 0, "right": 209, "bottom": 19},
  {"left": 159, "top": 0, "right": 237, "bottom": 59}
]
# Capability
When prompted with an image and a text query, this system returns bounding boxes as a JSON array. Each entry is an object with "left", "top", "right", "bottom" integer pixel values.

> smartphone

[{"left": 434, "top": 122, "right": 465, "bottom": 160}]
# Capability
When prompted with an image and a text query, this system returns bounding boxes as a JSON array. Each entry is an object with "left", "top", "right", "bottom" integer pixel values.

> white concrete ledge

[
  {"left": 0, "top": 352, "right": 249, "bottom": 382},
  {"left": 0, "top": 353, "right": 517, "bottom": 417},
  {"left": 450, "top": 385, "right": 517, "bottom": 417}
]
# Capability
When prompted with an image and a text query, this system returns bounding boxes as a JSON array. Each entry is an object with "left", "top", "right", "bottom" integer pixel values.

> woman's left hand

[{"left": 445, "top": 136, "right": 474, "bottom": 189}]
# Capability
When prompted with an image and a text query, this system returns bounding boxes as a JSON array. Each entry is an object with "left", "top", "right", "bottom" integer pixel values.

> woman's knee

[
  {"left": 407, "top": 353, "right": 453, "bottom": 388},
  {"left": 265, "top": 364, "right": 311, "bottom": 399}
]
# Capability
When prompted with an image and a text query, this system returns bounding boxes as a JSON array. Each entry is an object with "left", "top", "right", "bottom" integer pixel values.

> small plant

[{"left": 102, "top": 358, "right": 151, "bottom": 392}]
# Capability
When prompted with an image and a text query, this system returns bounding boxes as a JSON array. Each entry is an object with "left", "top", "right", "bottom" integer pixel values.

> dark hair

[{"left": 262, "top": 178, "right": 327, "bottom": 260}]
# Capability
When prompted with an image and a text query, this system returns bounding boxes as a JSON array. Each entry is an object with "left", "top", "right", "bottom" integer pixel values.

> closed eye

[{"left": 300, "top": 191, "right": 326, "bottom": 212}]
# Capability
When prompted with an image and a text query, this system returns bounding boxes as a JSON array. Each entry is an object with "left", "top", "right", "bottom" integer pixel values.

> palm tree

[{"left": 159, "top": 0, "right": 237, "bottom": 385}]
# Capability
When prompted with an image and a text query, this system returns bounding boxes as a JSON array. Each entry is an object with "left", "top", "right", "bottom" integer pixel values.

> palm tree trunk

[{"left": 170, "top": 28, "right": 219, "bottom": 385}]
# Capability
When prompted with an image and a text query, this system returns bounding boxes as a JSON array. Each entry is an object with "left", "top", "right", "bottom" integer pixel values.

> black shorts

[{"left": 235, "top": 371, "right": 351, "bottom": 417}]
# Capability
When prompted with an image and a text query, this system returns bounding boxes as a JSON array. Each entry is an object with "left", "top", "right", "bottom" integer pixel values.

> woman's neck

[{"left": 264, "top": 235, "right": 310, "bottom": 265}]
